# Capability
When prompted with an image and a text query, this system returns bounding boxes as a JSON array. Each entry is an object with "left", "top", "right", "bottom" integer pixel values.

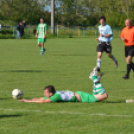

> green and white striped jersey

[{"left": 37, "top": 23, "right": 48, "bottom": 38}]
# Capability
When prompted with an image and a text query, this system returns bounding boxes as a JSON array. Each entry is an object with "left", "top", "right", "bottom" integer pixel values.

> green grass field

[{"left": 0, "top": 38, "right": 134, "bottom": 134}]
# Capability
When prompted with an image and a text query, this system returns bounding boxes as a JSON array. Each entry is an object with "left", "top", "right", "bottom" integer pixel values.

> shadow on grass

[
  {"left": 103, "top": 71, "right": 126, "bottom": 73},
  {"left": 102, "top": 100, "right": 125, "bottom": 103},
  {"left": 53, "top": 54, "right": 90, "bottom": 56},
  {"left": 1, "top": 70, "right": 47, "bottom": 73},
  {"left": 0, "top": 114, "right": 25, "bottom": 118}
]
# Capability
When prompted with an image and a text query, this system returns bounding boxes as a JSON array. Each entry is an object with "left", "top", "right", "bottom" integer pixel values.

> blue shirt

[{"left": 98, "top": 24, "right": 113, "bottom": 42}]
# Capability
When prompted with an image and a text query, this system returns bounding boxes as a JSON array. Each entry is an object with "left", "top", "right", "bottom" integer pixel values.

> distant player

[
  {"left": 36, "top": 17, "right": 48, "bottom": 55},
  {"left": 95, "top": 16, "right": 118, "bottom": 72},
  {"left": 120, "top": 19, "right": 134, "bottom": 79},
  {"left": 19, "top": 67, "right": 108, "bottom": 103}
]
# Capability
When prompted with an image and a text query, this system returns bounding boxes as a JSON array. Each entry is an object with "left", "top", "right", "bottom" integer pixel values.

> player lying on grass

[{"left": 19, "top": 67, "right": 108, "bottom": 103}]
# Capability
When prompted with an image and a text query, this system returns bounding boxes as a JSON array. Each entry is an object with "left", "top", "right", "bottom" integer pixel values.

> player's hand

[
  {"left": 36, "top": 35, "right": 37, "bottom": 38},
  {"left": 120, "top": 37, "right": 125, "bottom": 41},
  {"left": 100, "top": 33, "right": 103, "bottom": 37},
  {"left": 95, "top": 38, "right": 99, "bottom": 41},
  {"left": 44, "top": 36, "right": 46, "bottom": 39}
]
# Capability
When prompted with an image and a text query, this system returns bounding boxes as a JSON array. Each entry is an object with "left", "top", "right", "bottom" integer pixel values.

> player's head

[
  {"left": 22, "top": 20, "right": 25, "bottom": 23},
  {"left": 44, "top": 85, "right": 56, "bottom": 97},
  {"left": 40, "top": 17, "right": 44, "bottom": 24},
  {"left": 99, "top": 16, "right": 106, "bottom": 26},
  {"left": 125, "top": 19, "right": 132, "bottom": 28},
  {"left": 19, "top": 22, "right": 22, "bottom": 25}
]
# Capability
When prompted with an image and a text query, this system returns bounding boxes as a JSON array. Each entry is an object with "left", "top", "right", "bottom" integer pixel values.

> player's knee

[
  {"left": 104, "top": 92, "right": 108, "bottom": 99},
  {"left": 108, "top": 54, "right": 112, "bottom": 58},
  {"left": 97, "top": 52, "right": 102, "bottom": 59},
  {"left": 101, "top": 92, "right": 108, "bottom": 100},
  {"left": 126, "top": 57, "right": 132, "bottom": 64},
  {"left": 97, "top": 55, "right": 101, "bottom": 59}
]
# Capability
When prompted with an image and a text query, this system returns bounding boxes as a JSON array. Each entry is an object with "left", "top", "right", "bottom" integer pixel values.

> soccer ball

[{"left": 12, "top": 89, "right": 23, "bottom": 99}]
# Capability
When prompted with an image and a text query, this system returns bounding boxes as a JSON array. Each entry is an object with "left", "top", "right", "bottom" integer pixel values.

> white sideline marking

[
  {"left": 0, "top": 108, "right": 132, "bottom": 117},
  {"left": 89, "top": 114, "right": 132, "bottom": 117},
  {"left": 0, "top": 108, "right": 41, "bottom": 112}
]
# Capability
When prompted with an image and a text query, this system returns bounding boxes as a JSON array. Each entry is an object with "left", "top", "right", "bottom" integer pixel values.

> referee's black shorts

[
  {"left": 97, "top": 41, "right": 112, "bottom": 53},
  {"left": 125, "top": 45, "right": 134, "bottom": 57}
]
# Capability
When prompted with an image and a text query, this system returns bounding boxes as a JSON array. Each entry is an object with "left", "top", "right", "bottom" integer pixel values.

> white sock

[{"left": 97, "top": 59, "right": 101, "bottom": 69}]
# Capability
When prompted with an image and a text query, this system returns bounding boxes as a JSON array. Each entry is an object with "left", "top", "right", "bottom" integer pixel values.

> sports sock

[
  {"left": 41, "top": 47, "right": 44, "bottom": 51},
  {"left": 97, "top": 59, "right": 101, "bottom": 69},
  {"left": 92, "top": 76, "right": 106, "bottom": 95},
  {"left": 126, "top": 63, "right": 132, "bottom": 76},
  {"left": 92, "top": 75, "right": 99, "bottom": 83},
  {"left": 112, "top": 55, "right": 117, "bottom": 62},
  {"left": 93, "top": 87, "right": 97, "bottom": 95},
  {"left": 94, "top": 83, "right": 106, "bottom": 95}
]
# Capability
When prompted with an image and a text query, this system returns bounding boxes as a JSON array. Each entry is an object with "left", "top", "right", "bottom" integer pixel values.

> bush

[
  {"left": 0, "top": 34, "right": 13, "bottom": 39},
  {"left": 0, "top": 28, "right": 13, "bottom": 34}
]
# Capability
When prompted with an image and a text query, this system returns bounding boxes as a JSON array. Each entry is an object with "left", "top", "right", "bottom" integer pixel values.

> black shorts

[
  {"left": 125, "top": 45, "right": 134, "bottom": 57},
  {"left": 97, "top": 41, "right": 112, "bottom": 53}
]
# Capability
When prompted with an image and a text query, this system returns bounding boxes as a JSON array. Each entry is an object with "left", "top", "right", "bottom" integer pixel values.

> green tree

[{"left": 0, "top": 0, "right": 45, "bottom": 24}]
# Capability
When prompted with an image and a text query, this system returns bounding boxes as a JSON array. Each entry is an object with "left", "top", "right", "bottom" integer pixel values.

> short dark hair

[
  {"left": 99, "top": 16, "right": 106, "bottom": 22},
  {"left": 40, "top": 17, "right": 44, "bottom": 20},
  {"left": 44, "top": 85, "right": 56, "bottom": 94}
]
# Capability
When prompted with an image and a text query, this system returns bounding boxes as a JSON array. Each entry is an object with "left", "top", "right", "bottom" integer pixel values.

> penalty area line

[{"left": 0, "top": 108, "right": 132, "bottom": 117}]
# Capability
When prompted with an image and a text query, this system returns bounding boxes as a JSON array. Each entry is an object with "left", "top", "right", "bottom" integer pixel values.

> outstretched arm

[{"left": 19, "top": 98, "right": 52, "bottom": 103}]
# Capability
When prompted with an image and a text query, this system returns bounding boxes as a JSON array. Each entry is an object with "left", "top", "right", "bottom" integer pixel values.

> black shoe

[{"left": 122, "top": 75, "right": 129, "bottom": 79}]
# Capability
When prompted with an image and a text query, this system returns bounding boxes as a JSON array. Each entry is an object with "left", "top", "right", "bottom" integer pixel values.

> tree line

[
  {"left": 0, "top": 0, "right": 50, "bottom": 25},
  {"left": 0, "top": 0, "right": 134, "bottom": 28}
]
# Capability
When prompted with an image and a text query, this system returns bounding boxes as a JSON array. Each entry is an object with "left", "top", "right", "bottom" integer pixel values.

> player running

[
  {"left": 19, "top": 67, "right": 108, "bottom": 103},
  {"left": 120, "top": 19, "right": 134, "bottom": 79},
  {"left": 95, "top": 16, "right": 118, "bottom": 72},
  {"left": 36, "top": 17, "right": 48, "bottom": 55}
]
